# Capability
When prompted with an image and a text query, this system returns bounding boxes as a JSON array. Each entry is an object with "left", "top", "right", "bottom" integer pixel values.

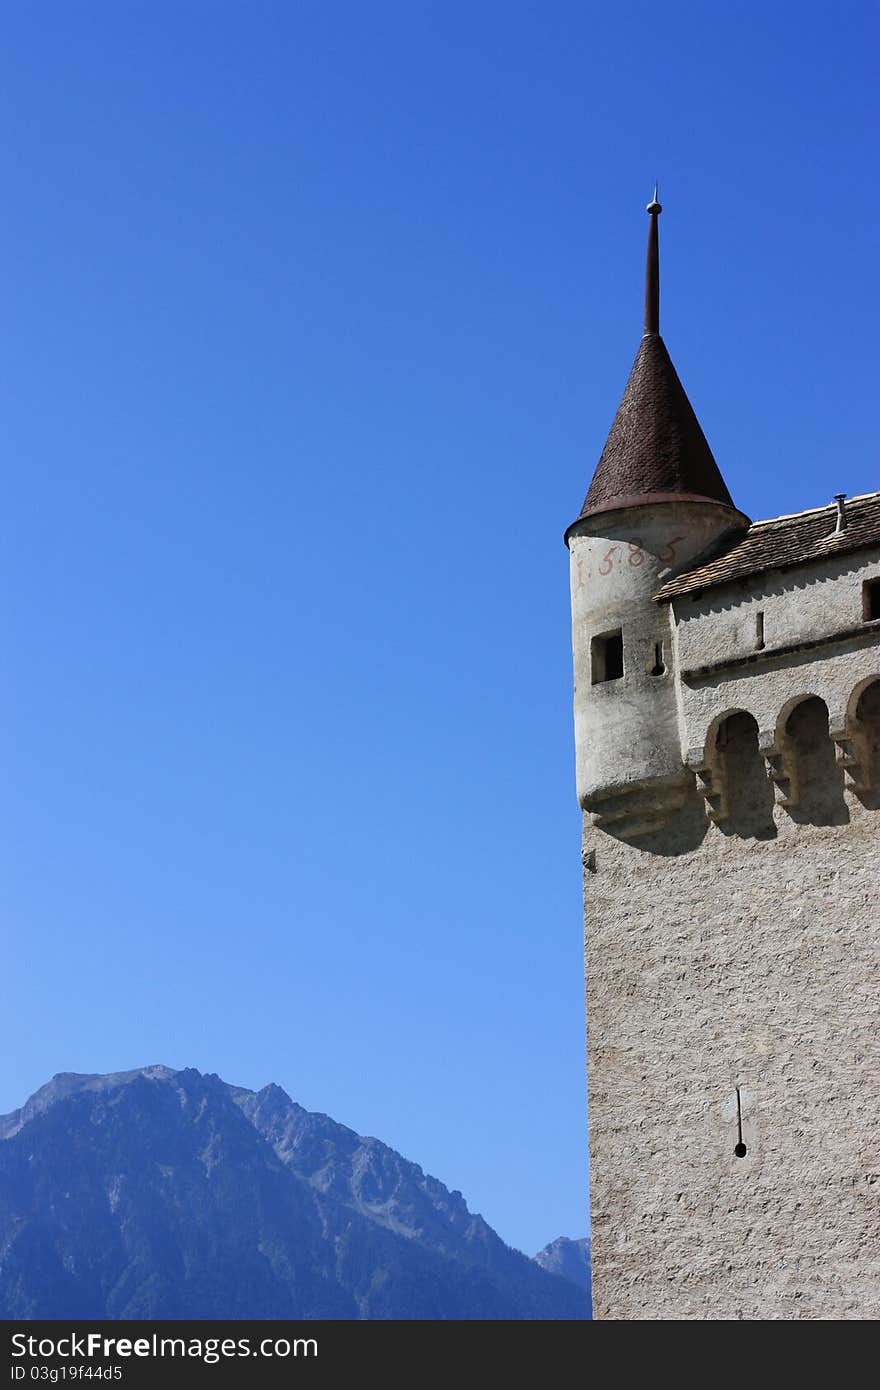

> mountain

[
  {"left": 534, "top": 1236, "right": 591, "bottom": 1302},
  {"left": 0, "top": 1066, "right": 589, "bottom": 1320}
]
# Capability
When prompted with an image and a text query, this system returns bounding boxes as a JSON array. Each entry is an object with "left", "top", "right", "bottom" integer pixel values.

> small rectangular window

[
  {"left": 650, "top": 640, "right": 666, "bottom": 676},
  {"left": 755, "top": 610, "right": 765, "bottom": 650},
  {"left": 864, "top": 579, "right": 880, "bottom": 621},
  {"left": 591, "top": 630, "right": 623, "bottom": 684}
]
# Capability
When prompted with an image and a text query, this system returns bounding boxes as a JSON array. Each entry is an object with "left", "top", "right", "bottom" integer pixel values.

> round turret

[
  {"left": 566, "top": 193, "right": 749, "bottom": 832},
  {"left": 568, "top": 499, "right": 744, "bottom": 825}
]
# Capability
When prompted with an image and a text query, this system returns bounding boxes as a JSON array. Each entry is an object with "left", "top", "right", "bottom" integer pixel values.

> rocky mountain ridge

[{"left": 0, "top": 1066, "right": 589, "bottom": 1320}]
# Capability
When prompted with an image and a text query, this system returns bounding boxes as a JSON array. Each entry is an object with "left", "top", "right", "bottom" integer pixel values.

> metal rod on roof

[{"left": 644, "top": 183, "right": 662, "bottom": 336}]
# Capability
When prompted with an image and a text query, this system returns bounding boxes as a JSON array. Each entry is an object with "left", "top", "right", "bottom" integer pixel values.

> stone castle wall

[{"left": 583, "top": 725, "right": 879, "bottom": 1319}]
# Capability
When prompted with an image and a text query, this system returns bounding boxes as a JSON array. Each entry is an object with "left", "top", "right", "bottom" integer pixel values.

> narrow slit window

[
  {"left": 755, "top": 610, "right": 765, "bottom": 650},
  {"left": 650, "top": 640, "right": 666, "bottom": 676},
  {"left": 734, "top": 1087, "right": 747, "bottom": 1158},
  {"left": 591, "top": 630, "right": 623, "bottom": 684},
  {"left": 863, "top": 579, "right": 880, "bottom": 622}
]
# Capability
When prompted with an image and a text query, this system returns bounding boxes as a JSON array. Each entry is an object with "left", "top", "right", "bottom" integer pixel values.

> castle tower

[
  {"left": 567, "top": 194, "right": 880, "bottom": 1320},
  {"left": 565, "top": 188, "right": 749, "bottom": 836}
]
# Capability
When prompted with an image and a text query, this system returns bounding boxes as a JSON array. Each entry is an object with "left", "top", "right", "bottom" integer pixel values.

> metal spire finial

[{"left": 644, "top": 183, "right": 661, "bottom": 335}]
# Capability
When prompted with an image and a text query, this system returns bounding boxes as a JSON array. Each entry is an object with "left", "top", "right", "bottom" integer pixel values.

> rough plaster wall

[
  {"left": 674, "top": 549, "right": 880, "bottom": 671},
  {"left": 583, "top": 788, "right": 880, "bottom": 1320}
]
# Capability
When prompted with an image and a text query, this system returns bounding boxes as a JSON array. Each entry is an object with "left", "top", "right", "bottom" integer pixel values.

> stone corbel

[
  {"left": 587, "top": 778, "right": 690, "bottom": 840},
  {"left": 758, "top": 729, "right": 798, "bottom": 808},
  {"left": 832, "top": 726, "right": 874, "bottom": 793},
  {"left": 686, "top": 745, "right": 727, "bottom": 823}
]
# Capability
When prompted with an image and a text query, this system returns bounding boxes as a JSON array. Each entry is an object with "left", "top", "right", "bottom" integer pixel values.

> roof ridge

[
  {"left": 655, "top": 490, "right": 880, "bottom": 601},
  {"left": 749, "top": 490, "right": 880, "bottom": 529}
]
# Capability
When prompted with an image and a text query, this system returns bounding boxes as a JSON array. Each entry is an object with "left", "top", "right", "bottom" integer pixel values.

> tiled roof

[
  {"left": 655, "top": 491, "right": 880, "bottom": 601},
  {"left": 565, "top": 333, "right": 740, "bottom": 539}
]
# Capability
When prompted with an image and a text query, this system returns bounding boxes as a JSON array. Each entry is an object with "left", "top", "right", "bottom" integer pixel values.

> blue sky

[{"left": 1, "top": 3, "right": 875, "bottom": 1256}]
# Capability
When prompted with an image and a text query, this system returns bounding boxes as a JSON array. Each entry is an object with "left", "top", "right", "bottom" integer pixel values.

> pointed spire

[
  {"left": 564, "top": 190, "right": 746, "bottom": 539},
  {"left": 644, "top": 183, "right": 662, "bottom": 335}
]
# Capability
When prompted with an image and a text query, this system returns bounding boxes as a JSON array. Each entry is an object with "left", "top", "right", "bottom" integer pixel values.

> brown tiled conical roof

[{"left": 565, "top": 192, "right": 742, "bottom": 542}]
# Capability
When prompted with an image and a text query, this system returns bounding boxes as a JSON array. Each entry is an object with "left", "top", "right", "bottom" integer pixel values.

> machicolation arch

[{"left": 686, "top": 677, "right": 878, "bottom": 838}]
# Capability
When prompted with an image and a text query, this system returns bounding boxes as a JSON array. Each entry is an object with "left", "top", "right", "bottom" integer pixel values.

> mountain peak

[
  {"left": 534, "top": 1236, "right": 591, "bottom": 1296},
  {"left": 0, "top": 1065, "right": 179, "bottom": 1139},
  {"left": 0, "top": 1066, "right": 589, "bottom": 1320}
]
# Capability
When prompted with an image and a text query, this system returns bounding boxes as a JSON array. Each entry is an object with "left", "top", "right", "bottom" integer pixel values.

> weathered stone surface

[{"left": 582, "top": 790, "right": 879, "bottom": 1320}]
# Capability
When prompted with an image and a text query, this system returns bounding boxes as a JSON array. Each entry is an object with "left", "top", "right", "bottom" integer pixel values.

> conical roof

[{"left": 565, "top": 190, "right": 741, "bottom": 541}]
